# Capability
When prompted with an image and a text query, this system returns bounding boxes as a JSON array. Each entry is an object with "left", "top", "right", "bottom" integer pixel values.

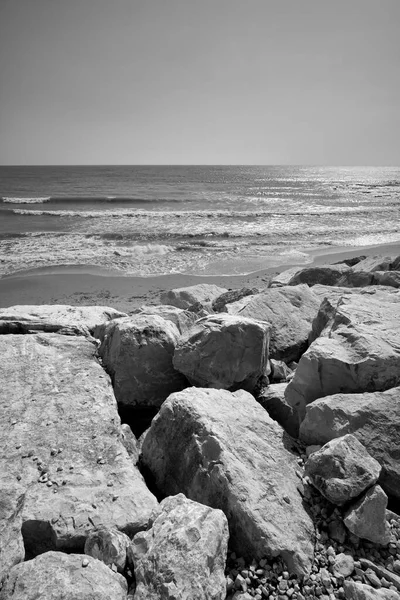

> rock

[
  {"left": 84, "top": 526, "right": 131, "bottom": 573},
  {"left": 0, "top": 483, "right": 25, "bottom": 584},
  {"left": 285, "top": 293, "right": 400, "bottom": 422},
  {"left": 271, "top": 263, "right": 352, "bottom": 287},
  {"left": 120, "top": 424, "right": 139, "bottom": 465},
  {"left": 358, "top": 558, "right": 400, "bottom": 592},
  {"left": 328, "top": 520, "right": 347, "bottom": 544},
  {"left": 304, "top": 434, "right": 381, "bottom": 505},
  {"left": 0, "top": 551, "right": 127, "bottom": 600},
  {"left": 270, "top": 359, "right": 294, "bottom": 382},
  {"left": 257, "top": 383, "right": 299, "bottom": 438},
  {"left": 130, "top": 493, "right": 228, "bottom": 599},
  {"left": 373, "top": 271, "right": 400, "bottom": 288},
  {"left": 299, "top": 387, "right": 400, "bottom": 500},
  {"left": 344, "top": 485, "right": 390, "bottom": 545},
  {"left": 305, "top": 445, "right": 321, "bottom": 457},
  {"left": 0, "top": 334, "right": 157, "bottom": 557},
  {"left": 311, "top": 285, "right": 400, "bottom": 305},
  {"left": 343, "top": 580, "right": 399, "bottom": 599},
  {"left": 173, "top": 314, "right": 270, "bottom": 393},
  {"left": 141, "top": 387, "right": 315, "bottom": 575},
  {"left": 160, "top": 284, "right": 228, "bottom": 311},
  {"left": 97, "top": 314, "right": 187, "bottom": 408},
  {"left": 352, "top": 256, "right": 395, "bottom": 273},
  {"left": 133, "top": 304, "right": 197, "bottom": 335},
  {"left": 226, "top": 285, "right": 321, "bottom": 363},
  {"left": 0, "top": 304, "right": 126, "bottom": 336},
  {"left": 333, "top": 553, "right": 355, "bottom": 578},
  {"left": 212, "top": 287, "right": 259, "bottom": 312}
]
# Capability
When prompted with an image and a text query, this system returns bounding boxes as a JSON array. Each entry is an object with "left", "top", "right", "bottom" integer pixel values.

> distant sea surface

[{"left": 1, "top": 165, "right": 399, "bottom": 277}]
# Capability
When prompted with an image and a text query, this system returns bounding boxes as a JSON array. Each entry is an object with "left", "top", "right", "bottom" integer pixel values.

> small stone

[
  {"left": 333, "top": 553, "right": 354, "bottom": 578},
  {"left": 364, "top": 568, "right": 382, "bottom": 588},
  {"left": 38, "top": 474, "right": 48, "bottom": 483},
  {"left": 15, "top": 444, "right": 21, "bottom": 449},
  {"left": 393, "top": 560, "right": 400, "bottom": 573},
  {"left": 50, "top": 448, "right": 57, "bottom": 456},
  {"left": 69, "top": 465, "right": 74, "bottom": 470},
  {"left": 82, "top": 557, "right": 89, "bottom": 567},
  {"left": 11, "top": 419, "right": 17, "bottom": 425},
  {"left": 57, "top": 448, "right": 63, "bottom": 454},
  {"left": 107, "top": 481, "right": 113, "bottom": 487},
  {"left": 46, "top": 481, "right": 53, "bottom": 487},
  {"left": 56, "top": 466, "right": 63, "bottom": 472}
]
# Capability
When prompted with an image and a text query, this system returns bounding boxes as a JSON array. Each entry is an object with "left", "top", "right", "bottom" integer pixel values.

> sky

[{"left": 0, "top": 0, "right": 399, "bottom": 165}]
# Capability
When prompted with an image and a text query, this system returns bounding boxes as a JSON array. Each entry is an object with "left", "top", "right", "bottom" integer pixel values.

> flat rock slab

[
  {"left": 131, "top": 493, "right": 228, "bottom": 600},
  {"left": 160, "top": 284, "right": 228, "bottom": 311},
  {"left": 97, "top": 314, "right": 187, "bottom": 408},
  {"left": 225, "top": 285, "right": 321, "bottom": 363},
  {"left": 285, "top": 293, "right": 400, "bottom": 422},
  {"left": 0, "top": 551, "right": 128, "bottom": 600},
  {"left": 141, "top": 387, "right": 315, "bottom": 576},
  {"left": 132, "top": 304, "right": 197, "bottom": 335},
  {"left": 0, "top": 305, "right": 126, "bottom": 336},
  {"left": 299, "top": 387, "right": 400, "bottom": 500},
  {"left": 173, "top": 314, "right": 270, "bottom": 393},
  {"left": 0, "top": 333, "right": 157, "bottom": 557}
]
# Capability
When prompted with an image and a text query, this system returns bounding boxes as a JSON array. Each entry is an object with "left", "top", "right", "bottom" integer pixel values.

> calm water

[{"left": 0, "top": 165, "right": 399, "bottom": 276}]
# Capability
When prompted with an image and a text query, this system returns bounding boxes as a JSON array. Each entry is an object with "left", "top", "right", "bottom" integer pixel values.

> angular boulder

[
  {"left": 133, "top": 304, "right": 197, "bottom": 335},
  {"left": 0, "top": 304, "right": 126, "bottom": 336},
  {"left": 225, "top": 285, "right": 321, "bottom": 363},
  {"left": 84, "top": 526, "right": 131, "bottom": 573},
  {"left": 344, "top": 485, "right": 390, "bottom": 545},
  {"left": 299, "top": 387, "right": 400, "bottom": 500},
  {"left": 160, "top": 284, "right": 227, "bottom": 311},
  {"left": 285, "top": 293, "right": 400, "bottom": 422},
  {"left": 0, "top": 551, "right": 128, "bottom": 600},
  {"left": 212, "top": 287, "right": 259, "bottom": 312},
  {"left": 304, "top": 434, "right": 381, "bottom": 505},
  {"left": 0, "top": 334, "right": 158, "bottom": 557},
  {"left": 130, "top": 493, "right": 228, "bottom": 600},
  {"left": 173, "top": 314, "right": 270, "bottom": 393},
  {"left": 97, "top": 314, "right": 187, "bottom": 407},
  {"left": 257, "top": 383, "right": 299, "bottom": 438},
  {"left": 0, "top": 482, "right": 25, "bottom": 584},
  {"left": 352, "top": 255, "right": 395, "bottom": 272},
  {"left": 344, "top": 581, "right": 399, "bottom": 600},
  {"left": 271, "top": 263, "right": 352, "bottom": 287},
  {"left": 141, "top": 387, "right": 315, "bottom": 575},
  {"left": 373, "top": 271, "right": 400, "bottom": 288}
]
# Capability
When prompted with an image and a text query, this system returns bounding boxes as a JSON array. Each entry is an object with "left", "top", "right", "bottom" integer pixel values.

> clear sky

[{"left": 0, "top": 0, "right": 399, "bottom": 165}]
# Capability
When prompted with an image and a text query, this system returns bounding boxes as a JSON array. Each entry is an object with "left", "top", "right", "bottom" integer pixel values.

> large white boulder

[
  {"left": 0, "top": 334, "right": 158, "bottom": 557},
  {"left": 97, "top": 314, "right": 187, "bottom": 407},
  {"left": 173, "top": 314, "right": 270, "bottom": 393},
  {"left": 132, "top": 304, "right": 197, "bottom": 335},
  {"left": 285, "top": 293, "right": 400, "bottom": 422},
  {"left": 141, "top": 387, "right": 315, "bottom": 576},
  {"left": 225, "top": 285, "right": 321, "bottom": 363},
  {"left": 160, "top": 284, "right": 228, "bottom": 311},
  {"left": 0, "top": 551, "right": 128, "bottom": 600},
  {"left": 130, "top": 493, "right": 228, "bottom": 600},
  {"left": 299, "top": 387, "right": 400, "bottom": 500}
]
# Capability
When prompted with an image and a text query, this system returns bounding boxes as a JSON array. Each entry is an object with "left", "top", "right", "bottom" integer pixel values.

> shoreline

[{"left": 1, "top": 240, "right": 399, "bottom": 312}]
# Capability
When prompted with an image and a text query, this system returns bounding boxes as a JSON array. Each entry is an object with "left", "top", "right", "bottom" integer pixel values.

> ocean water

[{"left": 1, "top": 165, "right": 399, "bottom": 277}]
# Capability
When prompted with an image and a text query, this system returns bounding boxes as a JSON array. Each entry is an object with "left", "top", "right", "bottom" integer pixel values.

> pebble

[{"left": 82, "top": 558, "right": 89, "bottom": 567}]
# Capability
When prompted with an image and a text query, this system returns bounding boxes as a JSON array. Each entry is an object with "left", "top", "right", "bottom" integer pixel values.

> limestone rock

[
  {"left": 84, "top": 526, "right": 131, "bottom": 573},
  {"left": 344, "top": 581, "right": 399, "bottom": 599},
  {"left": 212, "top": 287, "right": 259, "bottom": 312},
  {"left": 0, "top": 334, "right": 157, "bottom": 557},
  {"left": 226, "top": 285, "right": 321, "bottom": 363},
  {"left": 344, "top": 485, "right": 390, "bottom": 545},
  {"left": 0, "top": 304, "right": 126, "bottom": 336},
  {"left": 0, "top": 551, "right": 127, "bottom": 600},
  {"left": 257, "top": 383, "right": 299, "bottom": 438},
  {"left": 97, "top": 314, "right": 187, "bottom": 407},
  {"left": 130, "top": 493, "right": 228, "bottom": 600},
  {"left": 299, "top": 387, "right": 400, "bottom": 500},
  {"left": 0, "top": 482, "right": 25, "bottom": 584},
  {"left": 133, "top": 304, "right": 197, "bottom": 335},
  {"left": 304, "top": 434, "right": 381, "bottom": 505},
  {"left": 285, "top": 293, "right": 400, "bottom": 422},
  {"left": 160, "top": 284, "right": 227, "bottom": 311},
  {"left": 173, "top": 314, "right": 270, "bottom": 393},
  {"left": 141, "top": 387, "right": 315, "bottom": 575}
]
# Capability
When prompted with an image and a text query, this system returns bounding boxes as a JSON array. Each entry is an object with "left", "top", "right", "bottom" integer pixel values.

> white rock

[
  {"left": 84, "top": 526, "right": 131, "bottom": 573},
  {"left": 344, "top": 485, "right": 390, "bottom": 545},
  {"left": 160, "top": 284, "right": 228, "bottom": 311}
]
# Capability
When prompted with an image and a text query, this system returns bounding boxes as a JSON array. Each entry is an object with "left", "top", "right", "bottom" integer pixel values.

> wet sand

[{"left": 1, "top": 241, "right": 399, "bottom": 313}]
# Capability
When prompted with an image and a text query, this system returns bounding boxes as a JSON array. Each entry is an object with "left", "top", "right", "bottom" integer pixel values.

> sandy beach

[{"left": 1, "top": 241, "right": 399, "bottom": 313}]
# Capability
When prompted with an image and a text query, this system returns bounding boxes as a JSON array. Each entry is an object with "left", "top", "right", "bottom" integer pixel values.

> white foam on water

[{"left": 3, "top": 197, "right": 51, "bottom": 204}]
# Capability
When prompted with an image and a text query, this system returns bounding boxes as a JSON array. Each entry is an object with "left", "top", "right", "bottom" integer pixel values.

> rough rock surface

[
  {"left": 84, "top": 526, "right": 131, "bottom": 573},
  {"left": 374, "top": 271, "right": 400, "bottom": 288},
  {"left": 0, "top": 482, "right": 25, "bottom": 584},
  {"left": 285, "top": 293, "right": 400, "bottom": 422},
  {"left": 257, "top": 383, "right": 299, "bottom": 438},
  {"left": 344, "top": 485, "right": 390, "bottom": 546},
  {"left": 0, "top": 334, "right": 157, "bottom": 557},
  {"left": 130, "top": 493, "right": 228, "bottom": 600},
  {"left": 133, "top": 304, "right": 197, "bottom": 335},
  {"left": 271, "top": 263, "right": 352, "bottom": 287},
  {"left": 311, "top": 284, "right": 400, "bottom": 305},
  {"left": 352, "top": 255, "right": 395, "bottom": 273},
  {"left": 173, "top": 314, "right": 270, "bottom": 393},
  {"left": 225, "top": 285, "right": 321, "bottom": 363},
  {"left": 141, "top": 387, "right": 315, "bottom": 575},
  {"left": 0, "top": 551, "right": 128, "bottom": 600},
  {"left": 304, "top": 435, "right": 381, "bottom": 505},
  {"left": 0, "top": 304, "right": 126, "bottom": 336},
  {"left": 344, "top": 580, "right": 400, "bottom": 599},
  {"left": 120, "top": 423, "right": 140, "bottom": 465},
  {"left": 160, "top": 284, "right": 228, "bottom": 311},
  {"left": 299, "top": 387, "right": 400, "bottom": 500},
  {"left": 97, "top": 314, "right": 187, "bottom": 407},
  {"left": 212, "top": 287, "right": 259, "bottom": 312}
]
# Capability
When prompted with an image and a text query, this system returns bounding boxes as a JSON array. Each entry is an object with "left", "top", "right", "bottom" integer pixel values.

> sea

[{"left": 0, "top": 165, "right": 399, "bottom": 278}]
